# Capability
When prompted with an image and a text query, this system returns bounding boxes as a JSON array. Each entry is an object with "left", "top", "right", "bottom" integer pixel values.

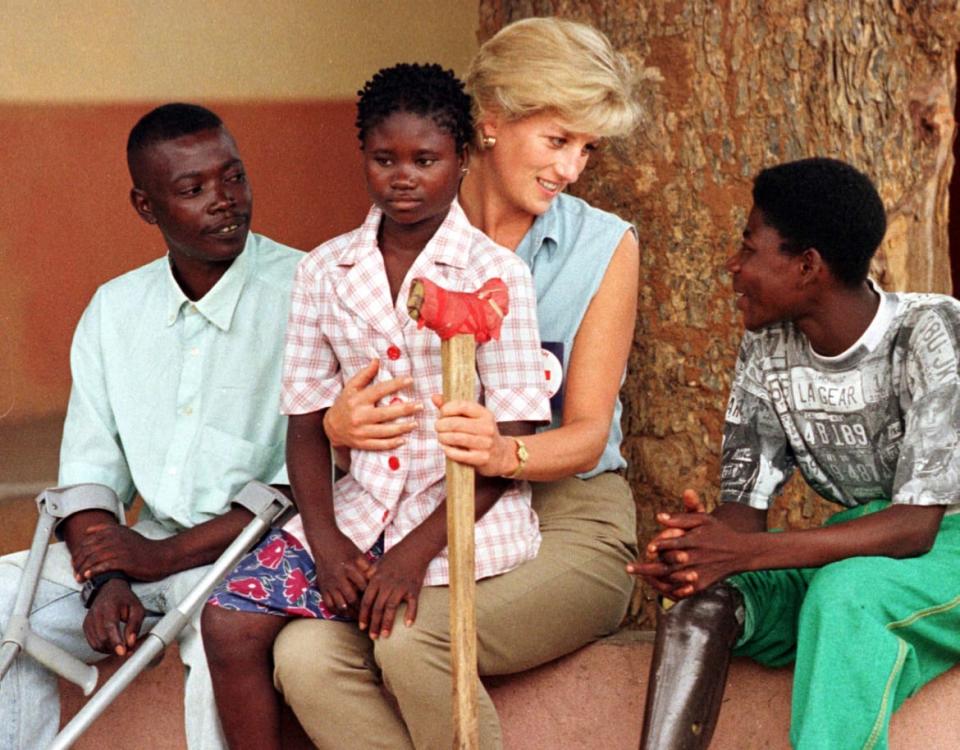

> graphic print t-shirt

[{"left": 720, "top": 285, "right": 960, "bottom": 512}]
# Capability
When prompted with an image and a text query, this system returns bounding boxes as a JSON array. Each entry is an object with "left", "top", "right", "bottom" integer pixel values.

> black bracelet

[{"left": 80, "top": 571, "right": 130, "bottom": 609}]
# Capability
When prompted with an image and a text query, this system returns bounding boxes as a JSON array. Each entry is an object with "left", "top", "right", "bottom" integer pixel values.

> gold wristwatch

[{"left": 506, "top": 437, "right": 529, "bottom": 479}]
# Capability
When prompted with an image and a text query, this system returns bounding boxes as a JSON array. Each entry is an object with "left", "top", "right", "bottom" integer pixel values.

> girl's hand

[
  {"left": 313, "top": 530, "right": 372, "bottom": 614},
  {"left": 432, "top": 395, "right": 515, "bottom": 477},
  {"left": 357, "top": 541, "right": 431, "bottom": 639},
  {"left": 324, "top": 359, "right": 421, "bottom": 451}
]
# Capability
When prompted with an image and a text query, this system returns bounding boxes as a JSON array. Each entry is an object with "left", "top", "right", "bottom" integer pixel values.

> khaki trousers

[{"left": 273, "top": 473, "right": 638, "bottom": 750}]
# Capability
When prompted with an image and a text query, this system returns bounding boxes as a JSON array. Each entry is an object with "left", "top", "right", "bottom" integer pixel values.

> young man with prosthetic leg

[
  {"left": 0, "top": 104, "right": 301, "bottom": 749},
  {"left": 631, "top": 158, "right": 960, "bottom": 749}
]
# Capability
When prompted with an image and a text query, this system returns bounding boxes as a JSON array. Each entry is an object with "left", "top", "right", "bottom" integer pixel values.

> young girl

[
  {"left": 200, "top": 63, "right": 549, "bottom": 749},
  {"left": 275, "top": 19, "right": 641, "bottom": 749}
]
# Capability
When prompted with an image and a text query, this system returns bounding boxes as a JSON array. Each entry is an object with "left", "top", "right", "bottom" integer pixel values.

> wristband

[
  {"left": 81, "top": 571, "right": 130, "bottom": 609},
  {"left": 505, "top": 437, "right": 529, "bottom": 480}
]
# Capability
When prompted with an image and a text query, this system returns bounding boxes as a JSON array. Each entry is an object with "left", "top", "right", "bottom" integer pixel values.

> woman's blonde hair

[{"left": 466, "top": 16, "right": 640, "bottom": 139}]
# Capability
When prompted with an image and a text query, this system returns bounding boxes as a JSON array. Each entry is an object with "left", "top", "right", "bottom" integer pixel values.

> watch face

[
  {"left": 80, "top": 579, "right": 96, "bottom": 607},
  {"left": 517, "top": 443, "right": 529, "bottom": 461}
]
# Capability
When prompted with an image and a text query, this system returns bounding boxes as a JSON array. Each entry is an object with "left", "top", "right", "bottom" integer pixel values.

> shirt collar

[
  {"left": 807, "top": 278, "right": 896, "bottom": 363},
  {"left": 334, "top": 199, "right": 475, "bottom": 269},
  {"left": 164, "top": 232, "right": 254, "bottom": 331},
  {"left": 518, "top": 195, "right": 560, "bottom": 261}
]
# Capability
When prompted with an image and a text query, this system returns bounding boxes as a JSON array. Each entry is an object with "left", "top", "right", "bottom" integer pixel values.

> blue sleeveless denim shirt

[{"left": 515, "top": 193, "right": 633, "bottom": 478}]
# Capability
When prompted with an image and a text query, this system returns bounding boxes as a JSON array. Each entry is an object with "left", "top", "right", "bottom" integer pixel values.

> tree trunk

[{"left": 478, "top": 0, "right": 960, "bottom": 627}]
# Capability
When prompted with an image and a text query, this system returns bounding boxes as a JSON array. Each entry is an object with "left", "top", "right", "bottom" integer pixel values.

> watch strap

[{"left": 81, "top": 571, "right": 130, "bottom": 609}]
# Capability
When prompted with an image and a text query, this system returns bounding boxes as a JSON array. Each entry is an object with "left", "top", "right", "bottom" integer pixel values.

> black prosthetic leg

[{"left": 639, "top": 583, "right": 745, "bottom": 749}]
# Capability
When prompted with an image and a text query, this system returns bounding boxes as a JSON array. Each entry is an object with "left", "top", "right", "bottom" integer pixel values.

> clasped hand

[
  {"left": 71, "top": 523, "right": 168, "bottom": 582},
  {"left": 313, "top": 530, "right": 372, "bottom": 616},
  {"left": 314, "top": 530, "right": 428, "bottom": 639},
  {"left": 83, "top": 579, "right": 144, "bottom": 657},
  {"left": 628, "top": 490, "right": 745, "bottom": 599}
]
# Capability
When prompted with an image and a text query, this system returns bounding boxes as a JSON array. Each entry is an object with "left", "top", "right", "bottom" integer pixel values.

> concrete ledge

[{"left": 58, "top": 631, "right": 960, "bottom": 748}]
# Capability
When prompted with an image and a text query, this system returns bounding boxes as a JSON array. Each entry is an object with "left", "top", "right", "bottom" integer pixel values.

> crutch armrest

[
  {"left": 231, "top": 480, "right": 293, "bottom": 524},
  {"left": 38, "top": 484, "right": 125, "bottom": 540}
]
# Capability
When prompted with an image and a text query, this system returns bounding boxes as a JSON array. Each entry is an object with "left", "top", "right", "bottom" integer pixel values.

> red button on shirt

[
  {"left": 387, "top": 345, "right": 401, "bottom": 360},
  {"left": 388, "top": 456, "right": 401, "bottom": 471}
]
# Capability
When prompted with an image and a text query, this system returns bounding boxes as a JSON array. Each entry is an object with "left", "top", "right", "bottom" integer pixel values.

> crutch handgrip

[
  {"left": 49, "top": 480, "right": 293, "bottom": 749},
  {"left": 1, "top": 485, "right": 118, "bottom": 693},
  {"left": 40, "top": 484, "right": 125, "bottom": 539},
  {"left": 231, "top": 479, "right": 295, "bottom": 521}
]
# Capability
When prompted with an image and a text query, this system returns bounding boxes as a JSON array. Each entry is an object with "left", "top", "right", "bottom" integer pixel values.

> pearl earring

[{"left": 481, "top": 135, "right": 497, "bottom": 148}]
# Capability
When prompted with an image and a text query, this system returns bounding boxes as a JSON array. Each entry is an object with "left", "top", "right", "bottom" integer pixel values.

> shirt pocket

[
  {"left": 192, "top": 424, "right": 284, "bottom": 518},
  {"left": 330, "top": 319, "right": 383, "bottom": 371},
  {"left": 332, "top": 322, "right": 413, "bottom": 383}
]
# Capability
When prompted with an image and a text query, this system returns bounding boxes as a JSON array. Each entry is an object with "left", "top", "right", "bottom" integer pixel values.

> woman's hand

[
  {"left": 433, "top": 395, "right": 516, "bottom": 477},
  {"left": 324, "top": 359, "right": 421, "bottom": 450}
]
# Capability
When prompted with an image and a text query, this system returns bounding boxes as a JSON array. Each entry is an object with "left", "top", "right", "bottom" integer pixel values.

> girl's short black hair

[
  {"left": 356, "top": 63, "right": 474, "bottom": 151},
  {"left": 753, "top": 157, "right": 887, "bottom": 287}
]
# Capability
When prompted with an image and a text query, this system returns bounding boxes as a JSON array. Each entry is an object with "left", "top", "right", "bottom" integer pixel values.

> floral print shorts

[{"left": 207, "top": 528, "right": 383, "bottom": 621}]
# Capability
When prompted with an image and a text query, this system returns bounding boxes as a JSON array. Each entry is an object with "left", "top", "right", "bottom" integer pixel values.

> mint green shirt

[{"left": 59, "top": 233, "right": 302, "bottom": 532}]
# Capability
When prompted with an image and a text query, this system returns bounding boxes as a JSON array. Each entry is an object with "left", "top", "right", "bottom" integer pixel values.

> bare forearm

[
  {"left": 515, "top": 231, "right": 636, "bottom": 483},
  {"left": 714, "top": 502, "right": 768, "bottom": 533},
  {"left": 154, "top": 507, "right": 254, "bottom": 574},
  {"left": 504, "top": 418, "right": 609, "bottom": 481},
  {"left": 65, "top": 506, "right": 256, "bottom": 581},
  {"left": 287, "top": 411, "right": 339, "bottom": 542},
  {"left": 393, "top": 471, "right": 512, "bottom": 567},
  {"left": 62, "top": 510, "right": 119, "bottom": 551},
  {"left": 741, "top": 504, "right": 945, "bottom": 572}
]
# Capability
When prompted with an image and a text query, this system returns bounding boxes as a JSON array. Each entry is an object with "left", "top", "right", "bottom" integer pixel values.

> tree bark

[{"left": 478, "top": 0, "right": 960, "bottom": 626}]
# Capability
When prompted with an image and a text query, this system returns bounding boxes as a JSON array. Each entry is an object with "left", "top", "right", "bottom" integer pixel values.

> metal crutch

[
  {"left": 49, "top": 480, "right": 293, "bottom": 750},
  {"left": 1, "top": 484, "right": 124, "bottom": 695}
]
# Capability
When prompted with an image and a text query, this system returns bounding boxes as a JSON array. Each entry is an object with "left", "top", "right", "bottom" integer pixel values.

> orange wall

[
  {"left": 0, "top": 1, "right": 480, "bottom": 426},
  {"left": 0, "top": 101, "right": 368, "bottom": 422},
  {"left": 1, "top": 2, "right": 480, "bottom": 102}
]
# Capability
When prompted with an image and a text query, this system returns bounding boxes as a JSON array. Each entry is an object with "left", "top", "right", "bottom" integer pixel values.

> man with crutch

[{"left": 0, "top": 103, "right": 301, "bottom": 749}]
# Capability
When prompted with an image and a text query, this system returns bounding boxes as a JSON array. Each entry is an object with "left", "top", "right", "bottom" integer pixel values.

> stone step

[{"left": 55, "top": 630, "right": 960, "bottom": 748}]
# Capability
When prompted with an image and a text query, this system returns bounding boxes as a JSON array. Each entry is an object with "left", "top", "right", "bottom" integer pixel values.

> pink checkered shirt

[{"left": 281, "top": 200, "right": 550, "bottom": 585}]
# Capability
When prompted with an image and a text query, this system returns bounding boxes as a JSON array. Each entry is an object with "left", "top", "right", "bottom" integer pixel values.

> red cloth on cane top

[{"left": 411, "top": 277, "right": 509, "bottom": 342}]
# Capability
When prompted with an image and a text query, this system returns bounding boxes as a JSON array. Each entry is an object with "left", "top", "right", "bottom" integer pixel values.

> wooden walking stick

[{"left": 407, "top": 276, "right": 509, "bottom": 750}]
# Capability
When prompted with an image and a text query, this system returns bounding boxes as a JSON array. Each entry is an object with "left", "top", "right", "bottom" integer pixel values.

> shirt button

[
  {"left": 168, "top": 467, "right": 177, "bottom": 476},
  {"left": 388, "top": 456, "right": 401, "bottom": 471},
  {"left": 387, "top": 345, "right": 401, "bottom": 361},
  {"left": 190, "top": 347, "right": 200, "bottom": 356},
  {"left": 184, "top": 406, "right": 193, "bottom": 416}
]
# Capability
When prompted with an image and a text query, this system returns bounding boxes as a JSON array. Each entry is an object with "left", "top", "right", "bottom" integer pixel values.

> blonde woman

[{"left": 274, "top": 18, "right": 642, "bottom": 748}]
